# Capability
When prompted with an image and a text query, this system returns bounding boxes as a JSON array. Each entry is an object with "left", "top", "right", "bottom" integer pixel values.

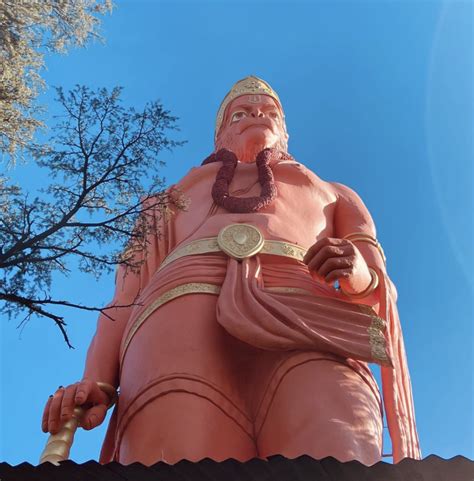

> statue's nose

[{"left": 250, "top": 110, "right": 265, "bottom": 118}]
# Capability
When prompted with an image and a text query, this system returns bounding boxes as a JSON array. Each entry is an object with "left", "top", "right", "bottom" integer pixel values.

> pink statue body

[{"left": 42, "top": 77, "right": 421, "bottom": 466}]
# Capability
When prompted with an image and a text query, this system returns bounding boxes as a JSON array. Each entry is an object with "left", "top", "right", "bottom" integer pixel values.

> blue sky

[{"left": 1, "top": 0, "right": 472, "bottom": 465}]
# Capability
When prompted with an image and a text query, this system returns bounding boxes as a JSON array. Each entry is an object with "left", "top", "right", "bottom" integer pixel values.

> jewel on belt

[{"left": 217, "top": 224, "right": 264, "bottom": 260}]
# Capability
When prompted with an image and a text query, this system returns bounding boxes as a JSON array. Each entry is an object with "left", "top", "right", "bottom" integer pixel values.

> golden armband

[{"left": 343, "top": 232, "right": 387, "bottom": 266}]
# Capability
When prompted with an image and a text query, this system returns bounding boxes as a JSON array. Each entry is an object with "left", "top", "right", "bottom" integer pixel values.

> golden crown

[{"left": 215, "top": 76, "right": 283, "bottom": 140}]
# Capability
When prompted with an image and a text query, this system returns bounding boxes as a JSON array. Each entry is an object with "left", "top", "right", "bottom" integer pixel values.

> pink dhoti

[
  {"left": 102, "top": 253, "right": 388, "bottom": 465},
  {"left": 94, "top": 159, "right": 420, "bottom": 465}
]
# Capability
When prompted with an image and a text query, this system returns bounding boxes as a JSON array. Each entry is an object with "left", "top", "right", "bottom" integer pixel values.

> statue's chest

[{"left": 172, "top": 162, "right": 336, "bottom": 248}]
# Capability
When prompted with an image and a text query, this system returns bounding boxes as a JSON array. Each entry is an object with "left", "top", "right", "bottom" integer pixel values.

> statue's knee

[
  {"left": 255, "top": 359, "right": 382, "bottom": 463},
  {"left": 119, "top": 392, "right": 257, "bottom": 464}
]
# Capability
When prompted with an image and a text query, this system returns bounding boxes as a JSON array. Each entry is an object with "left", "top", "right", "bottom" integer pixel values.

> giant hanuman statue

[{"left": 41, "top": 76, "right": 421, "bottom": 466}]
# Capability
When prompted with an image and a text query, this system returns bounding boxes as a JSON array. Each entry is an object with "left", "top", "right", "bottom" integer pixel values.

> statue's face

[{"left": 215, "top": 95, "right": 288, "bottom": 162}]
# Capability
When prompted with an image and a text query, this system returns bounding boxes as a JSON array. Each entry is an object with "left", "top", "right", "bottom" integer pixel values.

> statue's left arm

[
  {"left": 308, "top": 181, "right": 422, "bottom": 463},
  {"left": 304, "top": 181, "right": 387, "bottom": 307},
  {"left": 331, "top": 181, "right": 388, "bottom": 306}
]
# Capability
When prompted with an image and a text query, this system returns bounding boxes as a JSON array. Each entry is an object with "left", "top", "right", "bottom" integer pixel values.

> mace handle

[
  {"left": 39, "top": 381, "right": 117, "bottom": 465},
  {"left": 39, "top": 405, "right": 85, "bottom": 465}
]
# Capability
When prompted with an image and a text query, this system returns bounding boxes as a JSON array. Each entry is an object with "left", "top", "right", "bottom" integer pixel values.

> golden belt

[
  {"left": 120, "top": 225, "right": 389, "bottom": 368},
  {"left": 120, "top": 225, "right": 307, "bottom": 368},
  {"left": 159, "top": 223, "right": 307, "bottom": 271}
]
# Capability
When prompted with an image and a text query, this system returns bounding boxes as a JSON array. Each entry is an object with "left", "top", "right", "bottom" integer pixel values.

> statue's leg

[
  {"left": 255, "top": 358, "right": 383, "bottom": 466},
  {"left": 118, "top": 390, "right": 257, "bottom": 465},
  {"left": 117, "top": 293, "right": 259, "bottom": 465}
]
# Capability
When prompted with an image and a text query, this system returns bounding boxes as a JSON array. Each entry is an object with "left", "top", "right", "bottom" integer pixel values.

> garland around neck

[{"left": 201, "top": 148, "right": 293, "bottom": 214}]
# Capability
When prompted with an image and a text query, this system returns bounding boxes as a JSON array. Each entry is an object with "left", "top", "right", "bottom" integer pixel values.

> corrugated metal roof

[{"left": 0, "top": 455, "right": 472, "bottom": 481}]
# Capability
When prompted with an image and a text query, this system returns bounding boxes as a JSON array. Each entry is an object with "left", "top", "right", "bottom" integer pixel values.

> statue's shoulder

[
  {"left": 328, "top": 181, "right": 376, "bottom": 229},
  {"left": 173, "top": 163, "right": 219, "bottom": 192},
  {"left": 328, "top": 181, "right": 365, "bottom": 203},
  {"left": 275, "top": 159, "right": 335, "bottom": 195}
]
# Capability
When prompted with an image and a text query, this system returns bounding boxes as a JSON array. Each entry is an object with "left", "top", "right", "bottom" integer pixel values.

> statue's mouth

[{"left": 240, "top": 122, "right": 272, "bottom": 134}]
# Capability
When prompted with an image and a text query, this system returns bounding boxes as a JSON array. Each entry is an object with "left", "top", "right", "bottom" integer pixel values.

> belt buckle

[{"left": 217, "top": 224, "right": 264, "bottom": 260}]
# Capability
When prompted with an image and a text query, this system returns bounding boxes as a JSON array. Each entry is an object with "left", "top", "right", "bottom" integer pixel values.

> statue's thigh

[
  {"left": 256, "top": 359, "right": 383, "bottom": 465},
  {"left": 119, "top": 391, "right": 257, "bottom": 465}
]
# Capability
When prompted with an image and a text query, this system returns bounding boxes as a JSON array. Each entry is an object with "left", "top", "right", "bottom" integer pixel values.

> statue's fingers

[
  {"left": 318, "top": 256, "right": 352, "bottom": 278},
  {"left": 303, "top": 242, "right": 320, "bottom": 264},
  {"left": 75, "top": 379, "right": 93, "bottom": 405},
  {"left": 307, "top": 245, "right": 348, "bottom": 273},
  {"left": 41, "top": 394, "right": 53, "bottom": 433},
  {"left": 325, "top": 267, "right": 352, "bottom": 284},
  {"left": 303, "top": 237, "right": 334, "bottom": 263},
  {"left": 48, "top": 387, "right": 65, "bottom": 434},
  {"left": 60, "top": 383, "right": 78, "bottom": 421},
  {"left": 88, "top": 382, "right": 111, "bottom": 406},
  {"left": 81, "top": 404, "right": 108, "bottom": 431}
]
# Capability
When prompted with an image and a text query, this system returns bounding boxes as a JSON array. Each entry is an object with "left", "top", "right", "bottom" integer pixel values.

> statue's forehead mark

[{"left": 247, "top": 94, "right": 262, "bottom": 103}]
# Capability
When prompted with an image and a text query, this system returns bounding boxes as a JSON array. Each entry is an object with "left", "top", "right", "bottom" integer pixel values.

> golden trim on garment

[
  {"left": 215, "top": 76, "right": 283, "bottom": 140},
  {"left": 158, "top": 233, "right": 307, "bottom": 272},
  {"left": 260, "top": 240, "right": 306, "bottom": 260},
  {"left": 120, "top": 283, "right": 221, "bottom": 368},
  {"left": 365, "top": 309, "right": 389, "bottom": 364},
  {"left": 264, "top": 286, "right": 314, "bottom": 296},
  {"left": 159, "top": 238, "right": 222, "bottom": 271}
]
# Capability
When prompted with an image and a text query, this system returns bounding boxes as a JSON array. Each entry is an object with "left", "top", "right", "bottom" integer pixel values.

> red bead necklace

[{"left": 202, "top": 148, "right": 292, "bottom": 213}]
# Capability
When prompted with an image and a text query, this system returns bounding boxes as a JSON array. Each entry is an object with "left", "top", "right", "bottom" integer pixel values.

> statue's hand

[
  {"left": 41, "top": 379, "right": 110, "bottom": 434},
  {"left": 303, "top": 237, "right": 372, "bottom": 295}
]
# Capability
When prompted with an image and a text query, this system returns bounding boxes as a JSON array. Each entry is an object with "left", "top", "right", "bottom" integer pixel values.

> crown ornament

[{"left": 215, "top": 76, "right": 284, "bottom": 140}]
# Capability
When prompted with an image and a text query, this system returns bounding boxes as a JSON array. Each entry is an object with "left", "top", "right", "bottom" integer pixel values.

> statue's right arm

[
  {"left": 83, "top": 260, "right": 143, "bottom": 387},
  {"left": 42, "top": 193, "right": 174, "bottom": 434},
  {"left": 42, "top": 261, "right": 143, "bottom": 434}
]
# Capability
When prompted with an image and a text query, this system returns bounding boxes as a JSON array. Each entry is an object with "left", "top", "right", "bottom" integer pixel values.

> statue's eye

[
  {"left": 231, "top": 111, "right": 247, "bottom": 123},
  {"left": 269, "top": 111, "right": 279, "bottom": 120}
]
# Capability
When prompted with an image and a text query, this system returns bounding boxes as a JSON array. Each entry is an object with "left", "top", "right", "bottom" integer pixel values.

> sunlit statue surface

[{"left": 41, "top": 77, "right": 421, "bottom": 465}]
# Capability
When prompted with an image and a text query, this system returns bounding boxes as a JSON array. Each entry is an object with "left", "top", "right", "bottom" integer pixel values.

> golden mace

[{"left": 39, "top": 382, "right": 117, "bottom": 465}]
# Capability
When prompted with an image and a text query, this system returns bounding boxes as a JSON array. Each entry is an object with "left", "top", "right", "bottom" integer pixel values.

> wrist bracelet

[
  {"left": 96, "top": 382, "right": 119, "bottom": 409},
  {"left": 340, "top": 267, "right": 379, "bottom": 299}
]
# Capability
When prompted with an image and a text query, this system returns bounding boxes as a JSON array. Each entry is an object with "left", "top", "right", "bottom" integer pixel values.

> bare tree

[
  {"left": 0, "top": 85, "right": 185, "bottom": 346},
  {"left": 0, "top": 0, "right": 112, "bottom": 159}
]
